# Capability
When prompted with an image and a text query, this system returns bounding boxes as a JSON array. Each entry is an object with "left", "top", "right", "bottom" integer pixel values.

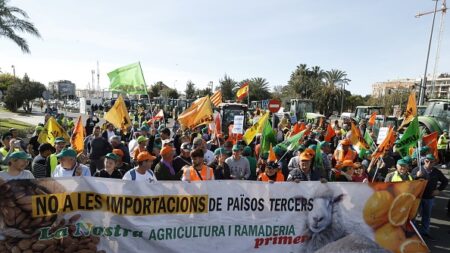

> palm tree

[
  {"left": 185, "top": 81, "right": 196, "bottom": 99},
  {"left": 249, "top": 77, "right": 271, "bottom": 101},
  {"left": 324, "top": 69, "right": 351, "bottom": 113},
  {"left": 219, "top": 74, "right": 237, "bottom": 101},
  {"left": 0, "top": 0, "right": 41, "bottom": 53}
]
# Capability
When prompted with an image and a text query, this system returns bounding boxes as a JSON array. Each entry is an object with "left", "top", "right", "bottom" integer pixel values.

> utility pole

[
  {"left": 416, "top": 0, "right": 442, "bottom": 105},
  {"left": 97, "top": 61, "right": 100, "bottom": 92}
]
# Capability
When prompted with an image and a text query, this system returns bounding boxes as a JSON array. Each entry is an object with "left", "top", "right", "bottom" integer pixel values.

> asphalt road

[{"left": 0, "top": 107, "right": 449, "bottom": 252}]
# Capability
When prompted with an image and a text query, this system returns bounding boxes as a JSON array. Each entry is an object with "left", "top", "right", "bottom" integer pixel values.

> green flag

[
  {"left": 108, "top": 62, "right": 147, "bottom": 95},
  {"left": 395, "top": 117, "right": 420, "bottom": 157},
  {"left": 260, "top": 120, "right": 276, "bottom": 154},
  {"left": 364, "top": 131, "right": 375, "bottom": 150},
  {"left": 277, "top": 129, "right": 306, "bottom": 151},
  {"left": 314, "top": 142, "right": 323, "bottom": 169}
]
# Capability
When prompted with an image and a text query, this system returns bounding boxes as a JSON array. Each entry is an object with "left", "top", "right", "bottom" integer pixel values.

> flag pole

[{"left": 139, "top": 62, "right": 154, "bottom": 118}]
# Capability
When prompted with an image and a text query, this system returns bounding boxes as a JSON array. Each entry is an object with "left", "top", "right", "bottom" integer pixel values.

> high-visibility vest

[
  {"left": 258, "top": 171, "right": 285, "bottom": 182},
  {"left": 438, "top": 135, "right": 448, "bottom": 150},
  {"left": 333, "top": 149, "right": 357, "bottom": 163},
  {"left": 183, "top": 165, "right": 214, "bottom": 181},
  {"left": 391, "top": 171, "right": 412, "bottom": 182},
  {"left": 50, "top": 154, "right": 58, "bottom": 174},
  {"left": 0, "top": 147, "right": 19, "bottom": 157}
]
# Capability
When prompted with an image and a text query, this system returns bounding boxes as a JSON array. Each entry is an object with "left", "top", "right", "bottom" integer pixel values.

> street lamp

[{"left": 11, "top": 65, "right": 15, "bottom": 77}]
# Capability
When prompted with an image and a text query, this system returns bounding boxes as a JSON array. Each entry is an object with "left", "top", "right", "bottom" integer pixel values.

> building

[
  {"left": 372, "top": 79, "right": 417, "bottom": 98},
  {"left": 372, "top": 73, "right": 450, "bottom": 99},
  {"left": 48, "top": 80, "right": 76, "bottom": 99}
]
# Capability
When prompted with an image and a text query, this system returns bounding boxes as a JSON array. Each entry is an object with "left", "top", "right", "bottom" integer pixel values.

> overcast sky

[{"left": 1, "top": 0, "right": 449, "bottom": 95}]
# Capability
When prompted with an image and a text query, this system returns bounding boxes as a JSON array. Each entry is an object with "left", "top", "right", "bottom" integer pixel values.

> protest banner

[
  {"left": 0, "top": 178, "right": 428, "bottom": 253},
  {"left": 232, "top": 115, "right": 245, "bottom": 134},
  {"left": 377, "top": 127, "right": 389, "bottom": 144}
]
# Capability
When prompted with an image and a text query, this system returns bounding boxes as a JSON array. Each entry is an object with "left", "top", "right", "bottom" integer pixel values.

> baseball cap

[
  {"left": 425, "top": 154, "right": 435, "bottom": 161},
  {"left": 54, "top": 137, "right": 66, "bottom": 144},
  {"left": 397, "top": 159, "right": 408, "bottom": 166},
  {"left": 160, "top": 146, "right": 175, "bottom": 156},
  {"left": 137, "top": 151, "right": 156, "bottom": 162},
  {"left": 180, "top": 143, "right": 192, "bottom": 151},
  {"left": 56, "top": 148, "right": 77, "bottom": 158},
  {"left": 9, "top": 151, "right": 32, "bottom": 160},
  {"left": 137, "top": 136, "right": 149, "bottom": 143},
  {"left": 299, "top": 151, "right": 313, "bottom": 161},
  {"left": 112, "top": 149, "right": 124, "bottom": 157},
  {"left": 232, "top": 145, "right": 241, "bottom": 152},
  {"left": 214, "top": 147, "right": 226, "bottom": 156},
  {"left": 105, "top": 153, "right": 119, "bottom": 161},
  {"left": 35, "top": 126, "right": 44, "bottom": 132}
]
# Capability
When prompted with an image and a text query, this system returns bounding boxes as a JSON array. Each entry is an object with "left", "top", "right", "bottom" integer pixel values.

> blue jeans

[{"left": 419, "top": 198, "right": 434, "bottom": 235}]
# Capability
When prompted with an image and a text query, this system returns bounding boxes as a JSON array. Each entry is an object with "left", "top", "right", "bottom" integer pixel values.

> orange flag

[
  {"left": 368, "top": 112, "right": 377, "bottom": 126},
  {"left": 398, "top": 91, "right": 417, "bottom": 130},
  {"left": 70, "top": 116, "right": 85, "bottom": 154},
  {"left": 318, "top": 117, "right": 324, "bottom": 128},
  {"left": 324, "top": 123, "right": 336, "bottom": 142},
  {"left": 268, "top": 144, "right": 277, "bottom": 162},
  {"left": 289, "top": 122, "right": 306, "bottom": 137},
  {"left": 372, "top": 126, "right": 396, "bottom": 159},
  {"left": 350, "top": 122, "right": 370, "bottom": 150},
  {"left": 423, "top": 132, "right": 439, "bottom": 162}
]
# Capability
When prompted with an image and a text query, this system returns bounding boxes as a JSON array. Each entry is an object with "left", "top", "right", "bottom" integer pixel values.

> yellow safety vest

[
  {"left": 50, "top": 154, "right": 58, "bottom": 174},
  {"left": 0, "top": 147, "right": 20, "bottom": 157},
  {"left": 391, "top": 171, "right": 412, "bottom": 182},
  {"left": 438, "top": 135, "right": 447, "bottom": 150}
]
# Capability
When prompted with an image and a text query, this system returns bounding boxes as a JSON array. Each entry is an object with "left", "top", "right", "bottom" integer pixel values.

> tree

[
  {"left": 245, "top": 77, "right": 271, "bottom": 101},
  {"left": 165, "top": 88, "right": 179, "bottom": 99},
  {"left": 4, "top": 74, "right": 46, "bottom": 112},
  {"left": 219, "top": 74, "right": 237, "bottom": 101},
  {"left": 0, "top": 73, "right": 19, "bottom": 92},
  {"left": 148, "top": 83, "right": 161, "bottom": 98},
  {"left": 185, "top": 81, "right": 196, "bottom": 99},
  {"left": 0, "top": 0, "right": 41, "bottom": 53},
  {"left": 196, "top": 87, "right": 212, "bottom": 97}
]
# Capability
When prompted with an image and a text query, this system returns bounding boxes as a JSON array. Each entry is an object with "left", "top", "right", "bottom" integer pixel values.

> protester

[
  {"left": 173, "top": 142, "right": 192, "bottom": 173},
  {"left": 102, "top": 123, "right": 116, "bottom": 141},
  {"left": 287, "top": 151, "right": 321, "bottom": 182},
  {"left": 412, "top": 154, "right": 448, "bottom": 239},
  {"left": 123, "top": 151, "right": 157, "bottom": 182},
  {"left": 112, "top": 149, "right": 132, "bottom": 174},
  {"left": 27, "top": 125, "right": 43, "bottom": 156},
  {"left": 352, "top": 162, "right": 368, "bottom": 182},
  {"left": 182, "top": 149, "right": 214, "bottom": 181},
  {"left": 257, "top": 148, "right": 284, "bottom": 182},
  {"left": 192, "top": 137, "right": 214, "bottom": 165},
  {"left": 154, "top": 145, "right": 182, "bottom": 180},
  {"left": 109, "top": 135, "right": 131, "bottom": 164},
  {"left": 52, "top": 148, "right": 91, "bottom": 177},
  {"left": 385, "top": 159, "right": 412, "bottom": 182},
  {"left": 94, "top": 153, "right": 123, "bottom": 179},
  {"left": 0, "top": 133, "right": 21, "bottom": 164},
  {"left": 86, "top": 126, "right": 112, "bottom": 175},
  {"left": 31, "top": 143, "right": 54, "bottom": 178},
  {"left": 225, "top": 144, "right": 250, "bottom": 180},
  {"left": 0, "top": 151, "right": 34, "bottom": 180},
  {"left": 331, "top": 160, "right": 355, "bottom": 182},
  {"left": 209, "top": 147, "right": 231, "bottom": 180},
  {"left": 333, "top": 139, "right": 357, "bottom": 165},
  {"left": 438, "top": 130, "right": 448, "bottom": 164},
  {"left": 85, "top": 114, "right": 99, "bottom": 136}
]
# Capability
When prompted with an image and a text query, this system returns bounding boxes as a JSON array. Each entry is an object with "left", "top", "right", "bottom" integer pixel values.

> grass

[{"left": 0, "top": 118, "right": 35, "bottom": 138}]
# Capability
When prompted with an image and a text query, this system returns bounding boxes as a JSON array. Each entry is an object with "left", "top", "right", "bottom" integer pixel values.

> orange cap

[
  {"left": 160, "top": 146, "right": 175, "bottom": 157},
  {"left": 299, "top": 151, "right": 313, "bottom": 161},
  {"left": 337, "top": 160, "right": 355, "bottom": 169},
  {"left": 137, "top": 151, "right": 156, "bottom": 162},
  {"left": 304, "top": 148, "right": 315, "bottom": 157},
  {"left": 112, "top": 149, "right": 124, "bottom": 157}
]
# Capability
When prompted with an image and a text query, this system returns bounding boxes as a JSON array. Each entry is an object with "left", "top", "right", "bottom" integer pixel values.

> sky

[{"left": 1, "top": 0, "right": 449, "bottom": 96}]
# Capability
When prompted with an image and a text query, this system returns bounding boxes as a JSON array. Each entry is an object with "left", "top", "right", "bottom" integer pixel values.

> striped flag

[{"left": 210, "top": 90, "right": 222, "bottom": 107}]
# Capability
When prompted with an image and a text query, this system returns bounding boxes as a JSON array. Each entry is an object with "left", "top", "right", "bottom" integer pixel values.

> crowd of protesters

[{"left": 0, "top": 108, "right": 448, "bottom": 240}]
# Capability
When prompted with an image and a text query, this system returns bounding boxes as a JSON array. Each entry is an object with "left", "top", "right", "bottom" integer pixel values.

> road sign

[{"left": 268, "top": 99, "right": 281, "bottom": 113}]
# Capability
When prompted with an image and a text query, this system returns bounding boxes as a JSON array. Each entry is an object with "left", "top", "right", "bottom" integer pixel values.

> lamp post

[
  {"left": 11, "top": 65, "right": 15, "bottom": 77},
  {"left": 418, "top": 0, "right": 440, "bottom": 105},
  {"left": 340, "top": 81, "right": 346, "bottom": 115}
]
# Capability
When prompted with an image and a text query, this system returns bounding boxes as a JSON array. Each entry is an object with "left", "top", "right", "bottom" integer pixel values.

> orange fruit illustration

[
  {"left": 375, "top": 223, "right": 406, "bottom": 253},
  {"left": 400, "top": 238, "right": 429, "bottom": 253},
  {"left": 363, "top": 190, "right": 393, "bottom": 228},
  {"left": 389, "top": 193, "right": 416, "bottom": 226},
  {"left": 392, "top": 181, "right": 424, "bottom": 197},
  {"left": 408, "top": 199, "right": 421, "bottom": 220}
]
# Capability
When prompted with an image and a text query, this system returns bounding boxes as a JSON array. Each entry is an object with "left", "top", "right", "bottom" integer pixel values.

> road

[{"left": 0, "top": 107, "right": 449, "bottom": 252}]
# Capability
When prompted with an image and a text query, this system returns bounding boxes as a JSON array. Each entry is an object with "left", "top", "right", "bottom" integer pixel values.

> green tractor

[{"left": 418, "top": 99, "right": 450, "bottom": 135}]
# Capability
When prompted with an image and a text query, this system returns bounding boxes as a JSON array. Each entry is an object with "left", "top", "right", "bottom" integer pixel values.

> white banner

[
  {"left": 0, "top": 179, "right": 428, "bottom": 253},
  {"left": 232, "top": 115, "right": 245, "bottom": 134}
]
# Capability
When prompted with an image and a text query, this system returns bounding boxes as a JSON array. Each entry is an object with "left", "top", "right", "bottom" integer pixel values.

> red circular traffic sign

[{"left": 268, "top": 99, "right": 281, "bottom": 113}]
